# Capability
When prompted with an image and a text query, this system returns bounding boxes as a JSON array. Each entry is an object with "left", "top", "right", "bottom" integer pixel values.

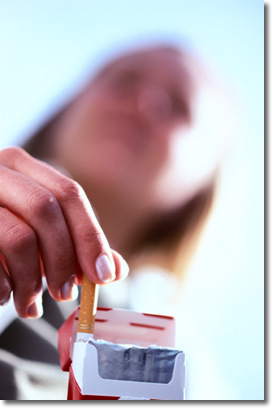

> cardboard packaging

[{"left": 58, "top": 306, "right": 186, "bottom": 400}]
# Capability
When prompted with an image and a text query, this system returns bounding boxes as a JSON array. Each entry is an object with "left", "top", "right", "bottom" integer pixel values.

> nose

[{"left": 137, "top": 87, "right": 173, "bottom": 122}]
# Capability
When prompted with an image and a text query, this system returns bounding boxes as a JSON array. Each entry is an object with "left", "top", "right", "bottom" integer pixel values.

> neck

[{"left": 82, "top": 183, "right": 149, "bottom": 259}]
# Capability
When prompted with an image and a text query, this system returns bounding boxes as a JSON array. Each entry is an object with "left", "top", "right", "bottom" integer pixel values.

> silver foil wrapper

[{"left": 89, "top": 338, "right": 182, "bottom": 383}]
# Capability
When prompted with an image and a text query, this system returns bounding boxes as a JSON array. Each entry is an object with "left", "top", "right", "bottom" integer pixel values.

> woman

[{"left": 0, "top": 42, "right": 231, "bottom": 399}]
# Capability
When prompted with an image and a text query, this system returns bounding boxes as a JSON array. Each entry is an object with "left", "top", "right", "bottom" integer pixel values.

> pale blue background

[{"left": 0, "top": 0, "right": 264, "bottom": 400}]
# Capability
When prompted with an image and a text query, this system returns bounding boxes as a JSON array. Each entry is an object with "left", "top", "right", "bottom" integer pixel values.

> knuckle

[
  {"left": 0, "top": 146, "right": 24, "bottom": 161},
  {"left": 56, "top": 179, "right": 84, "bottom": 203},
  {"left": 28, "top": 189, "right": 59, "bottom": 219},
  {"left": 6, "top": 224, "right": 35, "bottom": 252},
  {"left": 78, "top": 227, "right": 104, "bottom": 249}
]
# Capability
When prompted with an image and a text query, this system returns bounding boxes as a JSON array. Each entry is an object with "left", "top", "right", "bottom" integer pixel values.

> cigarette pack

[{"left": 58, "top": 306, "right": 186, "bottom": 400}]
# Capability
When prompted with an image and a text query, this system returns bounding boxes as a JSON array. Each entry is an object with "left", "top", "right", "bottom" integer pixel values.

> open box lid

[{"left": 58, "top": 306, "right": 176, "bottom": 372}]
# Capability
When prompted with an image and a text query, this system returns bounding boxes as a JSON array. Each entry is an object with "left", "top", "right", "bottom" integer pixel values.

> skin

[
  {"left": 0, "top": 45, "right": 229, "bottom": 318},
  {"left": 0, "top": 148, "right": 128, "bottom": 317},
  {"left": 53, "top": 46, "right": 228, "bottom": 254}
]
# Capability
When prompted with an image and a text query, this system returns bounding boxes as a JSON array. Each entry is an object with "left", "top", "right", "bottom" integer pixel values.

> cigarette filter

[{"left": 76, "top": 275, "right": 98, "bottom": 341}]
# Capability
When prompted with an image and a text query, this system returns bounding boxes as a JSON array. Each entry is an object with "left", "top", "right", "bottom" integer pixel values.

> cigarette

[{"left": 77, "top": 274, "right": 99, "bottom": 341}]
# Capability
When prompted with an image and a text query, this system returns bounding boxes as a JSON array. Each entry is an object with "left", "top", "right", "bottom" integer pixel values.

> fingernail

[
  {"left": 27, "top": 296, "right": 43, "bottom": 319},
  {"left": 61, "top": 278, "right": 79, "bottom": 301},
  {"left": 95, "top": 254, "right": 115, "bottom": 282},
  {"left": 119, "top": 256, "right": 130, "bottom": 280}
]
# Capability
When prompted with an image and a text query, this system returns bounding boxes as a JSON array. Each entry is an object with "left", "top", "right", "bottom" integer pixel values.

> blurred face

[{"left": 54, "top": 46, "right": 229, "bottom": 213}]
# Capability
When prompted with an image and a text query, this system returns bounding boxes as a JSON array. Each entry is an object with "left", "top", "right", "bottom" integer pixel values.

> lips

[{"left": 100, "top": 115, "right": 151, "bottom": 150}]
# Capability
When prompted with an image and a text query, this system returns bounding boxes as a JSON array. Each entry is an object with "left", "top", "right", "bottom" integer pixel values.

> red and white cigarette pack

[{"left": 58, "top": 306, "right": 186, "bottom": 400}]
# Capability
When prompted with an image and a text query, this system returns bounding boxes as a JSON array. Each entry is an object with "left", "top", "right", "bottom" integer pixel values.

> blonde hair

[{"left": 128, "top": 178, "right": 217, "bottom": 282}]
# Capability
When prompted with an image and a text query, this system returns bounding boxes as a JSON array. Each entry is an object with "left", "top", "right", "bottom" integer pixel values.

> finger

[
  {"left": 111, "top": 249, "right": 130, "bottom": 283},
  {"left": 0, "top": 207, "right": 43, "bottom": 317},
  {"left": 0, "top": 256, "right": 12, "bottom": 306},
  {"left": 0, "top": 164, "right": 79, "bottom": 302},
  {"left": 0, "top": 147, "right": 117, "bottom": 284}
]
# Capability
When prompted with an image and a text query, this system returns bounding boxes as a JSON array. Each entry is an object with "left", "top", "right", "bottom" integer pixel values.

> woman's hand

[{"left": 0, "top": 147, "right": 129, "bottom": 318}]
